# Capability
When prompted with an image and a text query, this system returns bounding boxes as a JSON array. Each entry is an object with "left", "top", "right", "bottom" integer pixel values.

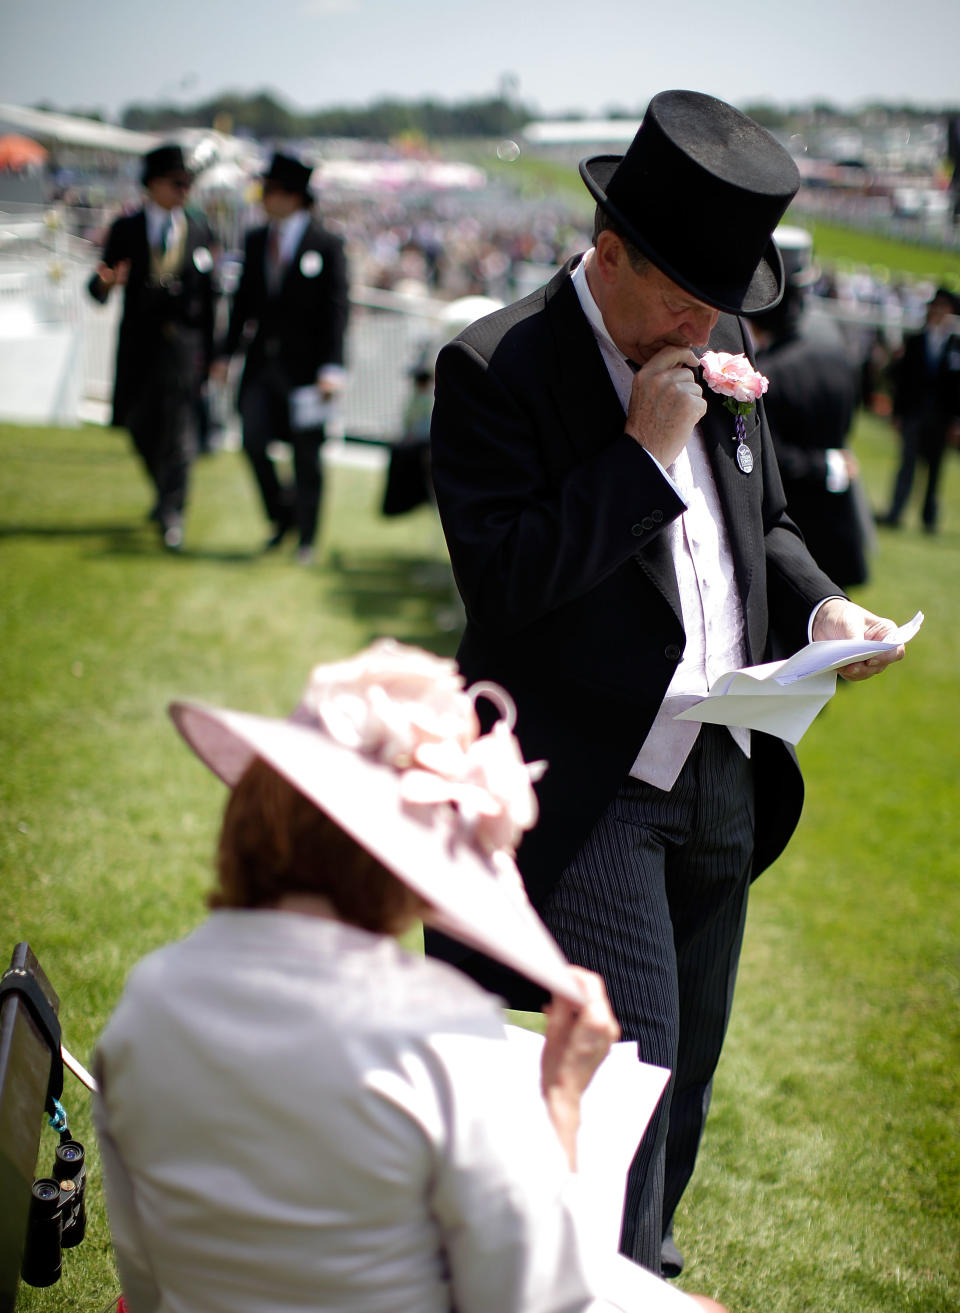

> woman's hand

[{"left": 540, "top": 967, "right": 619, "bottom": 1169}]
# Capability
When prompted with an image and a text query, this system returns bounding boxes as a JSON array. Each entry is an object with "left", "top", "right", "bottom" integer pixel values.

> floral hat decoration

[{"left": 169, "top": 640, "right": 582, "bottom": 1003}]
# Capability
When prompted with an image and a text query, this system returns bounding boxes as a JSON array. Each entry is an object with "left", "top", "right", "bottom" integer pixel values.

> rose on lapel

[{"left": 700, "top": 351, "right": 768, "bottom": 415}]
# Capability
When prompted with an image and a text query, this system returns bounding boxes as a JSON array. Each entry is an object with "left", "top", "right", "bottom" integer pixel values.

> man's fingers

[
  {"left": 639, "top": 344, "right": 703, "bottom": 375},
  {"left": 839, "top": 644, "right": 904, "bottom": 680}
]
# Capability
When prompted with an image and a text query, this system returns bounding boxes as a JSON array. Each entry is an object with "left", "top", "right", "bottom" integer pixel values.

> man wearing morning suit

[
  {"left": 879, "top": 285, "right": 960, "bottom": 533},
  {"left": 426, "top": 92, "right": 906, "bottom": 1276},
  {"left": 89, "top": 144, "right": 216, "bottom": 550},
  {"left": 214, "top": 153, "right": 349, "bottom": 563}
]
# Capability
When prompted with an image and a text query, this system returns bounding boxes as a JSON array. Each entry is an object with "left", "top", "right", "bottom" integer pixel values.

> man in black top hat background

[
  {"left": 89, "top": 143, "right": 217, "bottom": 550},
  {"left": 212, "top": 152, "right": 349, "bottom": 563},
  {"left": 749, "top": 228, "right": 870, "bottom": 591},
  {"left": 425, "top": 91, "right": 907, "bottom": 1275},
  {"left": 878, "top": 285, "right": 960, "bottom": 533}
]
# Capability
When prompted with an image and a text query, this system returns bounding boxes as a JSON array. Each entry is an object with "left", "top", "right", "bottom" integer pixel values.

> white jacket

[{"left": 95, "top": 910, "right": 696, "bottom": 1313}]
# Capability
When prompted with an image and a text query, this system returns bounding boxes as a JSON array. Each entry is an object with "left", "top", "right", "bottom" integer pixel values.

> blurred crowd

[{"left": 7, "top": 137, "right": 955, "bottom": 569}]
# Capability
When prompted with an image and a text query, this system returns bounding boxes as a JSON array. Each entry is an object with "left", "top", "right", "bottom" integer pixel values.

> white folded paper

[
  {"left": 505, "top": 1026, "right": 670, "bottom": 1253},
  {"left": 674, "top": 610, "right": 924, "bottom": 744},
  {"left": 289, "top": 385, "right": 332, "bottom": 431},
  {"left": 503, "top": 1029, "right": 709, "bottom": 1307}
]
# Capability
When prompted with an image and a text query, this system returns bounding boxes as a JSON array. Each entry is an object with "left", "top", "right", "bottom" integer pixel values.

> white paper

[
  {"left": 674, "top": 611, "right": 923, "bottom": 744},
  {"left": 504, "top": 1026, "right": 670, "bottom": 1252},
  {"left": 289, "top": 385, "right": 332, "bottom": 431},
  {"left": 61, "top": 1043, "right": 98, "bottom": 1092}
]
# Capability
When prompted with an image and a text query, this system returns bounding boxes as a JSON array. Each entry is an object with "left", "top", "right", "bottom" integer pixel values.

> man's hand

[
  {"left": 840, "top": 450, "right": 860, "bottom": 480},
  {"left": 624, "top": 345, "right": 706, "bottom": 468},
  {"left": 812, "top": 597, "right": 905, "bottom": 681},
  {"left": 95, "top": 259, "right": 129, "bottom": 290},
  {"left": 208, "top": 359, "right": 230, "bottom": 385}
]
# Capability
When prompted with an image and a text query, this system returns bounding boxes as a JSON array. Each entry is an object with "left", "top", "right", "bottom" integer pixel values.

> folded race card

[
  {"left": 504, "top": 1026, "right": 669, "bottom": 1253},
  {"left": 673, "top": 611, "right": 924, "bottom": 744}
]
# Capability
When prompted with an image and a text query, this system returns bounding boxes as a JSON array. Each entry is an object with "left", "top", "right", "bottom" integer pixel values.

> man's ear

[{"left": 593, "top": 230, "right": 623, "bottom": 284}]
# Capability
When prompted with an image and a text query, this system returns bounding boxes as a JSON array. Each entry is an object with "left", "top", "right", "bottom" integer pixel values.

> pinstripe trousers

[{"left": 540, "top": 723, "right": 755, "bottom": 1274}]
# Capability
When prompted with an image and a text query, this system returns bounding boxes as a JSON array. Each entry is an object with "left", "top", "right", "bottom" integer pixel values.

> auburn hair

[{"left": 212, "top": 757, "right": 426, "bottom": 935}]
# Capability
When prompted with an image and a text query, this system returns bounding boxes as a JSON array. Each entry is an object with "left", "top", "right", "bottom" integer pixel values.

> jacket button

[
  {"left": 664, "top": 643, "right": 681, "bottom": 661},
  {"left": 631, "top": 523, "right": 644, "bottom": 537},
  {"left": 641, "top": 515, "right": 654, "bottom": 531},
  {"left": 651, "top": 509, "right": 664, "bottom": 523}
]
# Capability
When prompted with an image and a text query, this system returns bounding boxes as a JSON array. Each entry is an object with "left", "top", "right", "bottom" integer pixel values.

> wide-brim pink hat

[{"left": 169, "top": 640, "right": 582, "bottom": 1004}]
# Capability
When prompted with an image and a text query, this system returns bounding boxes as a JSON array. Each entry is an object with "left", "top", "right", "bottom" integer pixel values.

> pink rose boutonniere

[{"left": 700, "top": 350, "right": 769, "bottom": 474}]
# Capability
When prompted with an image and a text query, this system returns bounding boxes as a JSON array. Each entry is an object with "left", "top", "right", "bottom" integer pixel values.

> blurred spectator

[
  {"left": 947, "top": 114, "right": 960, "bottom": 226},
  {"left": 212, "top": 154, "right": 349, "bottom": 564},
  {"left": 380, "top": 362, "right": 434, "bottom": 519},
  {"left": 877, "top": 286, "right": 960, "bottom": 533},
  {"left": 87, "top": 144, "right": 216, "bottom": 550},
  {"left": 750, "top": 230, "right": 870, "bottom": 589}
]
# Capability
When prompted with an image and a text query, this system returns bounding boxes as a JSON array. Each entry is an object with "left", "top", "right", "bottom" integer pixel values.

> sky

[{"left": 3, "top": 0, "right": 958, "bottom": 124}]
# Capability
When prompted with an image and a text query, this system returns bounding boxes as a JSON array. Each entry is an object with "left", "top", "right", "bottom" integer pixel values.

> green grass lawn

[
  {"left": 3, "top": 415, "right": 958, "bottom": 1312},
  {"left": 794, "top": 215, "right": 960, "bottom": 287}
]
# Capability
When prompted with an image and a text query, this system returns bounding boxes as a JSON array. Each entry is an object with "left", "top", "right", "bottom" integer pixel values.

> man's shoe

[
  {"left": 295, "top": 545, "right": 315, "bottom": 567},
  {"left": 162, "top": 521, "right": 183, "bottom": 551},
  {"left": 264, "top": 520, "right": 294, "bottom": 551},
  {"left": 661, "top": 1232, "right": 684, "bottom": 1278}
]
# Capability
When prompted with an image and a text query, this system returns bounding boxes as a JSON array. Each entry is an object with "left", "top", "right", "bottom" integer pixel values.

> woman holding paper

[{"left": 94, "top": 640, "right": 726, "bottom": 1313}]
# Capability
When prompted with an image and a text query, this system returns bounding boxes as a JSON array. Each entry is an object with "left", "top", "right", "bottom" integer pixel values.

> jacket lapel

[
  {"left": 281, "top": 218, "right": 318, "bottom": 291},
  {"left": 544, "top": 258, "right": 681, "bottom": 617},
  {"left": 700, "top": 320, "right": 764, "bottom": 610},
  {"left": 544, "top": 258, "right": 627, "bottom": 465}
]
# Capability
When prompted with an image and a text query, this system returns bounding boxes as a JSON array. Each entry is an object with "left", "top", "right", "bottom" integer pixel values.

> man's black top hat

[
  {"left": 261, "top": 153, "right": 313, "bottom": 197},
  {"left": 142, "top": 143, "right": 192, "bottom": 185},
  {"left": 580, "top": 90, "right": 800, "bottom": 315}
]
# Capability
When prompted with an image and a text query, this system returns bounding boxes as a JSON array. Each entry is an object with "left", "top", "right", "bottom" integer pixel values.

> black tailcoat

[
  {"left": 99, "top": 209, "right": 216, "bottom": 428},
  {"left": 428, "top": 257, "right": 842, "bottom": 1004},
  {"left": 222, "top": 218, "right": 348, "bottom": 390},
  {"left": 756, "top": 312, "right": 868, "bottom": 588},
  {"left": 891, "top": 328, "right": 960, "bottom": 427}
]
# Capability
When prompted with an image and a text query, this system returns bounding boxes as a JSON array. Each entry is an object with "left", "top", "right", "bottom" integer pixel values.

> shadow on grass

[
  {"left": 0, "top": 522, "right": 141, "bottom": 539},
  {"left": 8, "top": 444, "right": 130, "bottom": 465},
  {"left": 0, "top": 522, "right": 262, "bottom": 564},
  {"left": 326, "top": 548, "right": 463, "bottom": 654}
]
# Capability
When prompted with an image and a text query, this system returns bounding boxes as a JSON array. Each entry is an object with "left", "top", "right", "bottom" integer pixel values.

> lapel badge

[
  {"left": 299, "top": 250, "right": 323, "bottom": 278},
  {"left": 700, "top": 350, "right": 768, "bottom": 476}
]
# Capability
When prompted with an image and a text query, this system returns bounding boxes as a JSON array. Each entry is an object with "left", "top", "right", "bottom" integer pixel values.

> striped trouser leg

[{"left": 540, "top": 724, "right": 755, "bottom": 1273}]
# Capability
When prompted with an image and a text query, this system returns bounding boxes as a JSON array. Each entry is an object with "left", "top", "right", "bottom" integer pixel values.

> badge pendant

[{"left": 734, "top": 415, "right": 753, "bottom": 474}]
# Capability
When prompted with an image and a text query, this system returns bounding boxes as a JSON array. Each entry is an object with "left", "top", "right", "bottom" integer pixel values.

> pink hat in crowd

[{"left": 169, "top": 639, "right": 582, "bottom": 1004}]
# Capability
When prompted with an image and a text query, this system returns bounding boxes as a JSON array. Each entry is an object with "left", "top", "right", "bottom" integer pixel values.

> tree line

[
  {"left": 36, "top": 91, "right": 959, "bottom": 141},
  {"left": 119, "top": 91, "right": 531, "bottom": 140}
]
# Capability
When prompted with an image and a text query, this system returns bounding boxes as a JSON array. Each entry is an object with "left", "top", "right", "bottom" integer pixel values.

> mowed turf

[{"left": 2, "top": 412, "right": 958, "bottom": 1313}]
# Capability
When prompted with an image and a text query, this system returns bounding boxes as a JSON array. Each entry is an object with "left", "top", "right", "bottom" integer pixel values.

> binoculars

[{"left": 21, "top": 1139, "right": 87, "bottom": 1288}]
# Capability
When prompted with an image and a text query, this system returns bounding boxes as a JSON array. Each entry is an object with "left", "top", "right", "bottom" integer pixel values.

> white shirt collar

[
  {"left": 271, "top": 208, "right": 311, "bottom": 262},
  {"left": 145, "top": 201, "right": 183, "bottom": 247},
  {"left": 571, "top": 249, "right": 637, "bottom": 411}
]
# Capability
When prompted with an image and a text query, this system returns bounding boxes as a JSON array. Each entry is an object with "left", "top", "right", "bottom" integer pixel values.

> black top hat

[
  {"left": 580, "top": 90, "right": 800, "bottom": 315},
  {"left": 142, "top": 144, "right": 192, "bottom": 185},
  {"left": 261, "top": 153, "right": 313, "bottom": 197},
  {"left": 932, "top": 285, "right": 960, "bottom": 314}
]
